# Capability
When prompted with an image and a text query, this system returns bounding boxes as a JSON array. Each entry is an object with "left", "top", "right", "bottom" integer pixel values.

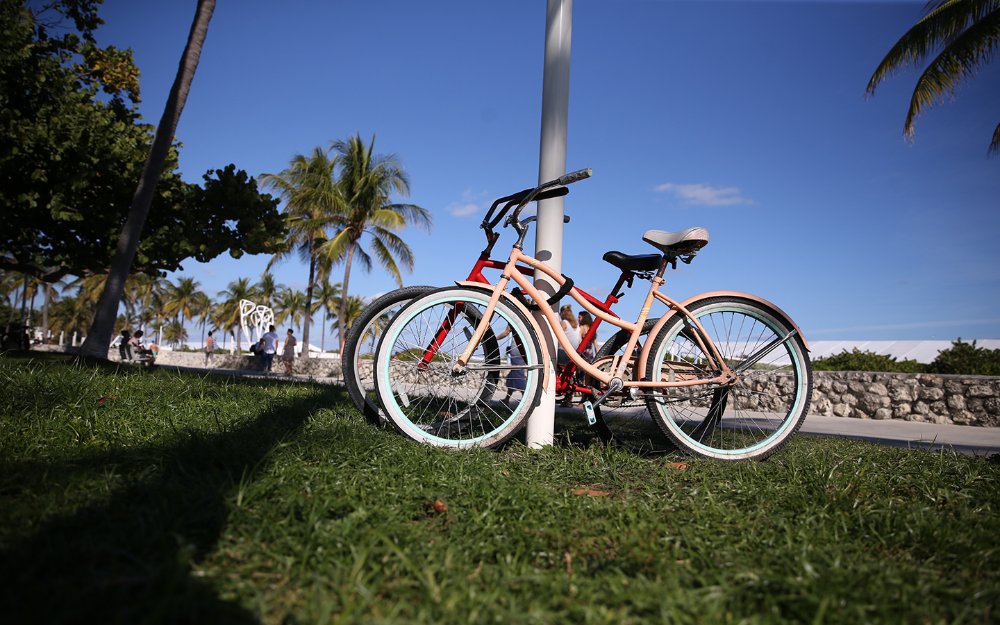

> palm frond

[
  {"left": 904, "top": 8, "right": 1000, "bottom": 136},
  {"left": 387, "top": 202, "right": 433, "bottom": 231},
  {"left": 990, "top": 122, "right": 1000, "bottom": 155},
  {"left": 866, "top": 0, "right": 998, "bottom": 96},
  {"left": 370, "top": 227, "right": 416, "bottom": 272},
  {"left": 352, "top": 244, "right": 373, "bottom": 274},
  {"left": 315, "top": 229, "right": 354, "bottom": 266},
  {"left": 365, "top": 208, "right": 406, "bottom": 231},
  {"left": 369, "top": 237, "right": 404, "bottom": 288}
]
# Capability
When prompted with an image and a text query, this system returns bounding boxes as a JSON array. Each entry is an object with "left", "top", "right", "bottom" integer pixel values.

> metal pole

[{"left": 528, "top": 0, "right": 573, "bottom": 448}]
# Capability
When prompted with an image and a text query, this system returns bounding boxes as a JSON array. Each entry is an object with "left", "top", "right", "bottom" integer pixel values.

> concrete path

[{"left": 796, "top": 413, "right": 1000, "bottom": 456}]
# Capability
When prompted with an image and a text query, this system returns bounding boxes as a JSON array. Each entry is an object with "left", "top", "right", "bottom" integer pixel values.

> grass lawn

[{"left": 1, "top": 353, "right": 997, "bottom": 624}]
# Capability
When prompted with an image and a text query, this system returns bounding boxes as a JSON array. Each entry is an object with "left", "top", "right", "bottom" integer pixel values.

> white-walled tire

[
  {"left": 644, "top": 296, "right": 812, "bottom": 460},
  {"left": 373, "top": 287, "right": 543, "bottom": 449}
]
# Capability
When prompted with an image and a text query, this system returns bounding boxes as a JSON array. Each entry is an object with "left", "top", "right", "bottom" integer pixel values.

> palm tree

[
  {"left": 867, "top": 0, "right": 1000, "bottom": 155},
  {"left": 48, "top": 294, "right": 94, "bottom": 341},
  {"left": 210, "top": 302, "right": 230, "bottom": 350},
  {"left": 320, "top": 134, "right": 432, "bottom": 352},
  {"left": 192, "top": 290, "right": 213, "bottom": 347},
  {"left": 162, "top": 276, "right": 202, "bottom": 334},
  {"left": 162, "top": 319, "right": 188, "bottom": 348},
  {"left": 80, "top": 0, "right": 216, "bottom": 358},
  {"left": 253, "top": 272, "right": 284, "bottom": 308},
  {"left": 311, "top": 281, "right": 342, "bottom": 353},
  {"left": 217, "top": 277, "right": 254, "bottom": 352},
  {"left": 329, "top": 294, "right": 366, "bottom": 349},
  {"left": 274, "top": 288, "right": 307, "bottom": 334},
  {"left": 124, "top": 273, "right": 167, "bottom": 332},
  {"left": 259, "top": 147, "right": 341, "bottom": 360}
]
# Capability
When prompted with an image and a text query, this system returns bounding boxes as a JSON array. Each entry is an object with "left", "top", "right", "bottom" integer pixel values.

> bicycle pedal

[{"left": 583, "top": 401, "right": 597, "bottom": 426}]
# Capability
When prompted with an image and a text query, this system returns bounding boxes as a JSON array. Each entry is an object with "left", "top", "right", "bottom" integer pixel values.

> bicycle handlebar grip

[{"left": 557, "top": 167, "right": 592, "bottom": 186}]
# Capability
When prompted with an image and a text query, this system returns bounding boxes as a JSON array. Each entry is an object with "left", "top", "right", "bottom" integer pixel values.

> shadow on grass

[
  {"left": 550, "top": 407, "right": 679, "bottom": 456},
  {"left": 0, "top": 376, "right": 348, "bottom": 625}
]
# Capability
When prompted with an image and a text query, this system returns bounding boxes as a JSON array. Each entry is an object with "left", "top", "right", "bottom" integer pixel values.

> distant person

[
  {"left": 204, "top": 330, "right": 215, "bottom": 365},
  {"left": 498, "top": 325, "right": 526, "bottom": 404},
  {"left": 261, "top": 325, "right": 279, "bottom": 373},
  {"left": 558, "top": 304, "right": 581, "bottom": 365},
  {"left": 281, "top": 328, "right": 297, "bottom": 375},
  {"left": 558, "top": 305, "right": 581, "bottom": 405},
  {"left": 118, "top": 330, "right": 133, "bottom": 361},
  {"left": 129, "top": 330, "right": 143, "bottom": 355},
  {"left": 578, "top": 311, "right": 596, "bottom": 362}
]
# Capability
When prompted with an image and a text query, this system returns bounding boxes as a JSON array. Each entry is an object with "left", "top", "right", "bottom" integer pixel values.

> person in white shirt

[
  {"left": 560, "top": 305, "right": 581, "bottom": 353},
  {"left": 261, "top": 325, "right": 279, "bottom": 373}
]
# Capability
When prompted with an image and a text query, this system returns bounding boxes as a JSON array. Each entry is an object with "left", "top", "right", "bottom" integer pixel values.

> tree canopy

[{"left": 0, "top": 0, "right": 285, "bottom": 282}]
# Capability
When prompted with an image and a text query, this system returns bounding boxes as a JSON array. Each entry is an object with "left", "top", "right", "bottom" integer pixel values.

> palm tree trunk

[
  {"left": 300, "top": 242, "right": 315, "bottom": 359},
  {"left": 79, "top": 0, "right": 216, "bottom": 359},
  {"left": 337, "top": 241, "right": 357, "bottom": 353},
  {"left": 320, "top": 313, "right": 327, "bottom": 353},
  {"left": 42, "top": 284, "right": 51, "bottom": 342}
]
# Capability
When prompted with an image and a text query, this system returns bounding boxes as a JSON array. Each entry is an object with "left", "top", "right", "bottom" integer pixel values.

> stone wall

[
  {"left": 811, "top": 371, "right": 999, "bottom": 427},
  {"left": 104, "top": 347, "right": 345, "bottom": 381},
  {"left": 34, "top": 345, "right": 1000, "bottom": 427}
]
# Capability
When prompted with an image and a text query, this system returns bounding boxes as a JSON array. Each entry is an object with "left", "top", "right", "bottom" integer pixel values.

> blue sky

[{"left": 94, "top": 0, "right": 999, "bottom": 344}]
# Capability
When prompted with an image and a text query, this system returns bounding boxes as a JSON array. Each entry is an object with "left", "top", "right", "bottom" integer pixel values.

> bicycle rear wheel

[
  {"left": 373, "top": 287, "right": 543, "bottom": 449},
  {"left": 342, "top": 285, "right": 433, "bottom": 423},
  {"left": 644, "top": 296, "right": 812, "bottom": 460}
]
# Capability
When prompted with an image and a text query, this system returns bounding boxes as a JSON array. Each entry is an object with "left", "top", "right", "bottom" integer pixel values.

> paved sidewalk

[{"left": 797, "top": 413, "right": 1000, "bottom": 456}]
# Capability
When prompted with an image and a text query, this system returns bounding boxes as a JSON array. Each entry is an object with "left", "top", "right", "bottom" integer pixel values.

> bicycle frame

[
  {"left": 453, "top": 253, "right": 630, "bottom": 395},
  {"left": 457, "top": 246, "right": 738, "bottom": 391}
]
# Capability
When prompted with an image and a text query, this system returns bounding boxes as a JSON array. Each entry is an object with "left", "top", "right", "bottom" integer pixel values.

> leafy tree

[
  {"left": 259, "top": 148, "right": 341, "bottom": 359},
  {"left": 867, "top": 0, "right": 1000, "bottom": 155},
  {"left": 928, "top": 339, "right": 1000, "bottom": 375},
  {"left": 322, "top": 134, "right": 432, "bottom": 352},
  {"left": 0, "top": 2, "right": 285, "bottom": 356}
]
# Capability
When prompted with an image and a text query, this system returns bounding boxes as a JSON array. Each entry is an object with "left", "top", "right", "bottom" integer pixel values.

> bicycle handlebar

[
  {"left": 557, "top": 167, "right": 593, "bottom": 186},
  {"left": 482, "top": 186, "right": 567, "bottom": 231},
  {"left": 505, "top": 167, "right": 592, "bottom": 228},
  {"left": 477, "top": 167, "right": 591, "bottom": 253}
]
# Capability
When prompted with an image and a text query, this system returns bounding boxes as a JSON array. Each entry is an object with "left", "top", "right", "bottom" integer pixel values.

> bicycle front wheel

[
  {"left": 373, "top": 287, "right": 543, "bottom": 448},
  {"left": 342, "top": 285, "right": 433, "bottom": 423},
  {"left": 644, "top": 296, "right": 812, "bottom": 460}
]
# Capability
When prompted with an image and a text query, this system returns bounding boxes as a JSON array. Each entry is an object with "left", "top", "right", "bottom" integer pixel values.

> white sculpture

[{"left": 239, "top": 299, "right": 275, "bottom": 348}]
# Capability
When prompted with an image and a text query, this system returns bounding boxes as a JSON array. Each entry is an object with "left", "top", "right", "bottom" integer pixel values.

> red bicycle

[{"left": 342, "top": 183, "right": 659, "bottom": 435}]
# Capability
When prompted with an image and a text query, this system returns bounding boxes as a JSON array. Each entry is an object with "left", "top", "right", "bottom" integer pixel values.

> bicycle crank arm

[{"left": 583, "top": 377, "right": 624, "bottom": 426}]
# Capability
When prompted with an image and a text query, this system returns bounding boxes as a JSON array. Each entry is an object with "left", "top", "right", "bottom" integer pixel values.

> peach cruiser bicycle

[{"left": 372, "top": 169, "right": 813, "bottom": 460}]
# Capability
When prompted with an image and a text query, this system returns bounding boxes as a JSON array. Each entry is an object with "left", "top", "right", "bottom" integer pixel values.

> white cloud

[
  {"left": 655, "top": 182, "right": 754, "bottom": 207},
  {"left": 447, "top": 190, "right": 488, "bottom": 218}
]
